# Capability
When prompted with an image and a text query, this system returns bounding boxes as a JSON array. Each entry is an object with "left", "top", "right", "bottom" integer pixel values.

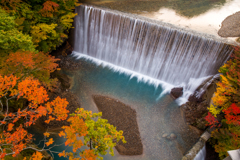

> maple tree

[
  {"left": 0, "top": 74, "right": 69, "bottom": 159},
  {"left": 0, "top": 50, "right": 59, "bottom": 90}
]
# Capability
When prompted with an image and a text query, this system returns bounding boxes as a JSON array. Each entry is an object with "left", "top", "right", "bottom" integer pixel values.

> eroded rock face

[
  {"left": 181, "top": 75, "right": 220, "bottom": 130},
  {"left": 170, "top": 87, "right": 183, "bottom": 99},
  {"left": 218, "top": 11, "right": 240, "bottom": 37},
  {"left": 93, "top": 95, "right": 143, "bottom": 155}
]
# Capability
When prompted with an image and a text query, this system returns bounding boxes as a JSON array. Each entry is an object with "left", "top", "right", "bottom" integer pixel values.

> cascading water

[
  {"left": 194, "top": 145, "right": 206, "bottom": 160},
  {"left": 73, "top": 5, "right": 232, "bottom": 87}
]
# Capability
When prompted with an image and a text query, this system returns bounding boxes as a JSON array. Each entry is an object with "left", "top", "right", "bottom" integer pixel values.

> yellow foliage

[
  {"left": 60, "top": 13, "right": 77, "bottom": 30},
  {"left": 212, "top": 75, "right": 234, "bottom": 110},
  {"left": 30, "top": 23, "right": 58, "bottom": 44},
  {"left": 208, "top": 104, "right": 221, "bottom": 117}
]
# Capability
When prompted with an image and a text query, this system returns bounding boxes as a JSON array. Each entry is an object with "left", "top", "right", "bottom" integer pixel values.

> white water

[
  {"left": 72, "top": 51, "right": 174, "bottom": 89},
  {"left": 73, "top": 5, "right": 232, "bottom": 103},
  {"left": 194, "top": 145, "right": 206, "bottom": 160}
]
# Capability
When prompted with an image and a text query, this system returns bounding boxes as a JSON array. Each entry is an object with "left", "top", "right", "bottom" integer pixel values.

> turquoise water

[
  {"left": 32, "top": 57, "right": 200, "bottom": 159},
  {"left": 61, "top": 58, "right": 200, "bottom": 160}
]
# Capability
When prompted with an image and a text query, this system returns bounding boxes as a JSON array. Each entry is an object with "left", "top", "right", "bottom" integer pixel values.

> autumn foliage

[
  {"left": 0, "top": 73, "right": 126, "bottom": 159},
  {"left": 0, "top": 0, "right": 79, "bottom": 52},
  {"left": 58, "top": 108, "right": 126, "bottom": 160},
  {"left": 0, "top": 51, "right": 59, "bottom": 90},
  {"left": 0, "top": 1, "right": 126, "bottom": 159},
  {"left": 0, "top": 74, "right": 69, "bottom": 158},
  {"left": 40, "top": 1, "right": 60, "bottom": 17},
  {"left": 205, "top": 47, "right": 240, "bottom": 159}
]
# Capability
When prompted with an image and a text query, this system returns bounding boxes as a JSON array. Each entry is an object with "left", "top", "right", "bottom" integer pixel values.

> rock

[
  {"left": 51, "top": 70, "right": 70, "bottom": 91},
  {"left": 181, "top": 76, "right": 220, "bottom": 130},
  {"left": 162, "top": 133, "right": 168, "bottom": 138},
  {"left": 188, "top": 94, "right": 203, "bottom": 103},
  {"left": 170, "top": 87, "right": 183, "bottom": 99},
  {"left": 218, "top": 11, "right": 240, "bottom": 37},
  {"left": 188, "top": 125, "right": 204, "bottom": 136},
  {"left": 167, "top": 133, "right": 177, "bottom": 140},
  {"left": 93, "top": 95, "right": 143, "bottom": 155}
]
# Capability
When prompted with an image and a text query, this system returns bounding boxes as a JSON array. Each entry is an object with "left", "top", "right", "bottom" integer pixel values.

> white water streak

[{"left": 194, "top": 145, "right": 206, "bottom": 160}]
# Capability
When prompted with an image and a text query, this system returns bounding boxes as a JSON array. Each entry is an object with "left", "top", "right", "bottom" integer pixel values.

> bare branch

[{"left": 0, "top": 100, "right": 3, "bottom": 112}]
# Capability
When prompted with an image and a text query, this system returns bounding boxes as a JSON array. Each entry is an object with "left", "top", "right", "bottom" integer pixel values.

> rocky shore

[{"left": 179, "top": 75, "right": 220, "bottom": 130}]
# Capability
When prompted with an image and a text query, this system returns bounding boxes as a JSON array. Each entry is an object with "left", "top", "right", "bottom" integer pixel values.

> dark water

[
  {"left": 79, "top": 0, "right": 226, "bottom": 18},
  {"left": 78, "top": 0, "right": 240, "bottom": 39}
]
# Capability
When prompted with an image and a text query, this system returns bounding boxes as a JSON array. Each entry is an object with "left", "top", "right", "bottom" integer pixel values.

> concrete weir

[
  {"left": 182, "top": 131, "right": 211, "bottom": 160},
  {"left": 73, "top": 5, "right": 233, "bottom": 86}
]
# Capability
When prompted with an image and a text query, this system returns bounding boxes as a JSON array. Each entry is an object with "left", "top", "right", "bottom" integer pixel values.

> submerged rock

[
  {"left": 170, "top": 87, "right": 183, "bottom": 99},
  {"left": 93, "top": 95, "right": 143, "bottom": 155},
  {"left": 218, "top": 11, "right": 240, "bottom": 37},
  {"left": 169, "top": 133, "right": 177, "bottom": 140},
  {"left": 162, "top": 133, "right": 168, "bottom": 138}
]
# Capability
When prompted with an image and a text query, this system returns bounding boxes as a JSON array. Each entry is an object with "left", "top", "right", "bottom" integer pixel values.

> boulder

[
  {"left": 170, "top": 87, "right": 183, "bottom": 99},
  {"left": 169, "top": 133, "right": 177, "bottom": 140},
  {"left": 162, "top": 133, "right": 168, "bottom": 138},
  {"left": 218, "top": 11, "right": 240, "bottom": 37}
]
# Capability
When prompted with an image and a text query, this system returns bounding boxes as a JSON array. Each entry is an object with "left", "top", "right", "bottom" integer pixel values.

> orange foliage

[
  {"left": 45, "top": 138, "right": 54, "bottom": 146},
  {"left": 0, "top": 125, "right": 33, "bottom": 157},
  {"left": 2, "top": 51, "right": 60, "bottom": 90},
  {"left": 60, "top": 115, "right": 88, "bottom": 152},
  {"left": 39, "top": 1, "right": 59, "bottom": 17},
  {"left": 80, "top": 149, "right": 97, "bottom": 160},
  {"left": 0, "top": 74, "right": 69, "bottom": 158},
  {"left": 29, "top": 151, "right": 43, "bottom": 160}
]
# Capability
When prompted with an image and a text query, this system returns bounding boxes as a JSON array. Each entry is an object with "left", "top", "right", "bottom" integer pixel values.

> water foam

[{"left": 73, "top": 51, "right": 212, "bottom": 105}]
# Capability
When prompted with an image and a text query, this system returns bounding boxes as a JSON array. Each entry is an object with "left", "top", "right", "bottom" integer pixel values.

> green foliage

[
  {"left": 211, "top": 123, "right": 240, "bottom": 159},
  {"left": 0, "top": 8, "right": 35, "bottom": 55},
  {"left": 81, "top": 111, "right": 126, "bottom": 158}
]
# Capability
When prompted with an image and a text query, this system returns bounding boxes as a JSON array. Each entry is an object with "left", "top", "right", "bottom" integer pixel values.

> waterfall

[
  {"left": 73, "top": 5, "right": 232, "bottom": 86},
  {"left": 194, "top": 145, "right": 206, "bottom": 160}
]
